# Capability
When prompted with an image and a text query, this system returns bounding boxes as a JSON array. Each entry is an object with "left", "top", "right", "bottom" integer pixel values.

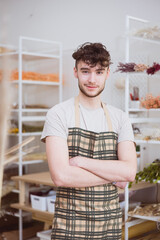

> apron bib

[{"left": 51, "top": 97, "right": 122, "bottom": 240}]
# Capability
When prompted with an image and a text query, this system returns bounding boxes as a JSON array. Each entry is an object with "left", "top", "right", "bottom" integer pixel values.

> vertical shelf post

[{"left": 18, "top": 36, "right": 23, "bottom": 240}]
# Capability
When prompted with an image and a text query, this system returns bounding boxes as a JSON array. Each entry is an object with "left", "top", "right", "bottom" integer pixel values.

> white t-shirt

[{"left": 41, "top": 98, "right": 134, "bottom": 144}]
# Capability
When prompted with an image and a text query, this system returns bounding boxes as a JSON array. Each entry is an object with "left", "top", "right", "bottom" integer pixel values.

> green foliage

[
  {"left": 129, "top": 159, "right": 160, "bottom": 188},
  {"left": 136, "top": 145, "right": 140, "bottom": 152}
]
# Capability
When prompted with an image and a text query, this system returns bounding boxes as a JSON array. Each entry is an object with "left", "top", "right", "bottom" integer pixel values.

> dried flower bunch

[
  {"left": 134, "top": 64, "right": 148, "bottom": 72},
  {"left": 140, "top": 93, "right": 160, "bottom": 109},
  {"left": 115, "top": 62, "right": 148, "bottom": 73},
  {"left": 115, "top": 62, "right": 136, "bottom": 73},
  {"left": 147, "top": 62, "right": 160, "bottom": 75},
  {"left": 115, "top": 62, "right": 160, "bottom": 75},
  {"left": 129, "top": 203, "right": 160, "bottom": 217},
  {"left": 134, "top": 26, "right": 160, "bottom": 40}
]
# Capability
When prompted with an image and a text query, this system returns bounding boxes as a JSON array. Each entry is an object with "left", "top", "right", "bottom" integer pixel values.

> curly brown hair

[{"left": 72, "top": 42, "right": 112, "bottom": 69}]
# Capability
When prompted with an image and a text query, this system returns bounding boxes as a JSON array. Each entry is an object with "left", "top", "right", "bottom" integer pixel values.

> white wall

[
  {"left": 1, "top": 0, "right": 160, "bottom": 50},
  {"left": 1, "top": 0, "right": 160, "bottom": 106}
]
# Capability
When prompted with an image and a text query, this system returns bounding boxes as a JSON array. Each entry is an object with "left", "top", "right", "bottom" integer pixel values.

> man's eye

[
  {"left": 82, "top": 71, "right": 89, "bottom": 74},
  {"left": 97, "top": 71, "right": 103, "bottom": 74}
]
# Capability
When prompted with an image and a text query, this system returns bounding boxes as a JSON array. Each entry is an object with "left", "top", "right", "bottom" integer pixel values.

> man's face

[{"left": 74, "top": 60, "right": 109, "bottom": 98}]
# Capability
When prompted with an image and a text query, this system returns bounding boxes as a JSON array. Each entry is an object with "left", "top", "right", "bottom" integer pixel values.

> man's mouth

[{"left": 85, "top": 85, "right": 98, "bottom": 89}]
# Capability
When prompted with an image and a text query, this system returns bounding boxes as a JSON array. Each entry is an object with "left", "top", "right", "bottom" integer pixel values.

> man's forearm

[
  {"left": 51, "top": 164, "right": 111, "bottom": 188},
  {"left": 65, "top": 159, "right": 126, "bottom": 189},
  {"left": 46, "top": 136, "right": 111, "bottom": 188},
  {"left": 70, "top": 156, "right": 135, "bottom": 183}
]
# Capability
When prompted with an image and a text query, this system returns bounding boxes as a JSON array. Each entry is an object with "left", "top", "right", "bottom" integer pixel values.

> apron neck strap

[
  {"left": 75, "top": 96, "right": 113, "bottom": 131},
  {"left": 101, "top": 102, "right": 113, "bottom": 131},
  {"left": 75, "top": 96, "right": 80, "bottom": 128}
]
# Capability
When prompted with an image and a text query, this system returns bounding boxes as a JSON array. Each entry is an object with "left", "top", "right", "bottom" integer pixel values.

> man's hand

[{"left": 114, "top": 182, "right": 127, "bottom": 189}]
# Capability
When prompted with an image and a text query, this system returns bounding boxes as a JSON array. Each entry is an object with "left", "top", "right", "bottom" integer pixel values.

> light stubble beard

[{"left": 78, "top": 82, "right": 105, "bottom": 98}]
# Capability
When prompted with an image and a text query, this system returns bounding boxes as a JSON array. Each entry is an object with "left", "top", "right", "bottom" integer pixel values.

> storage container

[
  {"left": 31, "top": 194, "right": 47, "bottom": 211},
  {"left": 47, "top": 194, "right": 56, "bottom": 213},
  {"left": 130, "top": 100, "right": 140, "bottom": 108},
  {"left": 37, "top": 229, "right": 52, "bottom": 240},
  {"left": 31, "top": 194, "right": 55, "bottom": 211}
]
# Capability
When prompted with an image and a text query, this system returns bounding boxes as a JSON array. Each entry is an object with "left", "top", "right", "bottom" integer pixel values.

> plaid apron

[{"left": 51, "top": 97, "right": 122, "bottom": 240}]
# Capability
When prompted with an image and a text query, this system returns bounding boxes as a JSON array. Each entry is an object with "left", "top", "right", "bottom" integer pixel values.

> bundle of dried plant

[
  {"left": 0, "top": 37, "right": 37, "bottom": 207},
  {"left": 129, "top": 203, "right": 160, "bottom": 217},
  {"left": 0, "top": 49, "right": 11, "bottom": 208},
  {"left": 147, "top": 62, "right": 160, "bottom": 75},
  {"left": 115, "top": 62, "right": 136, "bottom": 73},
  {"left": 0, "top": 137, "right": 37, "bottom": 211},
  {"left": 1, "top": 137, "right": 37, "bottom": 200},
  {"left": 4, "top": 136, "right": 37, "bottom": 166}
]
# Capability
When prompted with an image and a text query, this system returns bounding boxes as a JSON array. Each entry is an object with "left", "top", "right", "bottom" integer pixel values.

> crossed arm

[{"left": 46, "top": 136, "right": 137, "bottom": 189}]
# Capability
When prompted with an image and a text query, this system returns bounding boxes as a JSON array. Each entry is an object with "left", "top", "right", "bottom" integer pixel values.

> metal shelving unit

[
  {"left": 0, "top": 36, "right": 63, "bottom": 240},
  {"left": 12, "top": 79, "right": 60, "bottom": 85},
  {"left": 11, "top": 109, "right": 49, "bottom": 113},
  {"left": 124, "top": 16, "right": 160, "bottom": 240}
]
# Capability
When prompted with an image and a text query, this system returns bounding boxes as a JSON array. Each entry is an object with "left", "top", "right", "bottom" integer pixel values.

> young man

[{"left": 41, "top": 42, "right": 137, "bottom": 239}]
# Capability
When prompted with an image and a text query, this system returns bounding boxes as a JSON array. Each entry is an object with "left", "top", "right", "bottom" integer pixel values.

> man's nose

[{"left": 88, "top": 72, "right": 96, "bottom": 83}]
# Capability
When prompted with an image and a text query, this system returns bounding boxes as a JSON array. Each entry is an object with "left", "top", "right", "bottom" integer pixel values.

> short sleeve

[
  {"left": 118, "top": 112, "right": 134, "bottom": 143},
  {"left": 41, "top": 107, "right": 68, "bottom": 143}
]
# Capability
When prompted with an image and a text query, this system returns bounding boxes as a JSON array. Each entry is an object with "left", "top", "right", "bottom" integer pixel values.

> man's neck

[{"left": 78, "top": 93, "right": 102, "bottom": 110}]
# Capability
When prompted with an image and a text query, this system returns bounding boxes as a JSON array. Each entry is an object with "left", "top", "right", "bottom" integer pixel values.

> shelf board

[
  {"left": 117, "top": 71, "right": 160, "bottom": 77},
  {"left": 128, "top": 213, "right": 160, "bottom": 222},
  {"left": 5, "top": 209, "right": 30, "bottom": 218},
  {"left": 135, "top": 139, "right": 160, "bottom": 145},
  {"left": 22, "top": 132, "right": 42, "bottom": 136},
  {"left": 22, "top": 51, "right": 60, "bottom": 59},
  {"left": 0, "top": 50, "right": 60, "bottom": 59},
  {"left": 22, "top": 116, "right": 45, "bottom": 122},
  {"left": 129, "top": 108, "right": 160, "bottom": 112},
  {"left": 128, "top": 35, "right": 160, "bottom": 45},
  {"left": 12, "top": 189, "right": 20, "bottom": 194},
  {"left": 11, "top": 171, "right": 55, "bottom": 186},
  {"left": 11, "top": 203, "right": 54, "bottom": 221},
  {"left": 11, "top": 80, "right": 60, "bottom": 86},
  {"left": 11, "top": 108, "right": 49, "bottom": 113},
  {"left": 0, "top": 51, "right": 19, "bottom": 57},
  {"left": 8, "top": 132, "right": 42, "bottom": 136},
  {"left": 130, "top": 118, "right": 160, "bottom": 123},
  {"left": 126, "top": 218, "right": 146, "bottom": 228},
  {"left": 22, "top": 160, "right": 45, "bottom": 165},
  {"left": 13, "top": 159, "right": 45, "bottom": 165},
  {"left": 130, "top": 181, "right": 156, "bottom": 191}
]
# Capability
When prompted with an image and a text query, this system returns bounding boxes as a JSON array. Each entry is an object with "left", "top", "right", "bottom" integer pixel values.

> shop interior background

[{"left": 1, "top": 0, "right": 160, "bottom": 170}]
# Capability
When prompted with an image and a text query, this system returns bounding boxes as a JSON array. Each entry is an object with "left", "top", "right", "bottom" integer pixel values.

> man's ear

[
  {"left": 74, "top": 67, "right": 78, "bottom": 78},
  {"left": 106, "top": 68, "right": 110, "bottom": 78}
]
